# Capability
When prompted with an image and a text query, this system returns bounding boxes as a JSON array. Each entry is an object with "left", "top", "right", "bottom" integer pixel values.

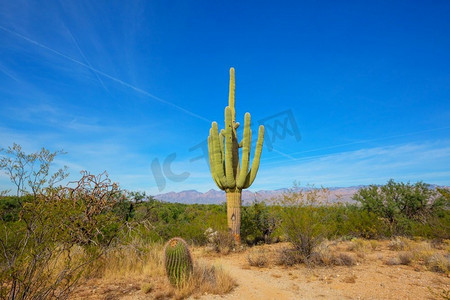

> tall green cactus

[
  {"left": 164, "top": 237, "right": 193, "bottom": 286},
  {"left": 207, "top": 67, "right": 265, "bottom": 243}
]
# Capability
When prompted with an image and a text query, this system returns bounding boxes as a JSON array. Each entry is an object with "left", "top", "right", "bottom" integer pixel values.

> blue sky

[{"left": 0, "top": 1, "right": 449, "bottom": 194}]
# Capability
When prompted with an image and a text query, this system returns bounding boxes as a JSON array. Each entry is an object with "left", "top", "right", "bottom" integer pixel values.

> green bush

[
  {"left": 276, "top": 186, "right": 333, "bottom": 258},
  {"left": 353, "top": 179, "right": 448, "bottom": 236},
  {"left": 241, "top": 200, "right": 279, "bottom": 245},
  {"left": 333, "top": 205, "right": 388, "bottom": 239}
]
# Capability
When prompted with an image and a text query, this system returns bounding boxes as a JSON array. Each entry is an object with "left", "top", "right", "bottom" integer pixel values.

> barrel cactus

[
  {"left": 164, "top": 237, "right": 193, "bottom": 286},
  {"left": 207, "top": 67, "right": 265, "bottom": 244}
]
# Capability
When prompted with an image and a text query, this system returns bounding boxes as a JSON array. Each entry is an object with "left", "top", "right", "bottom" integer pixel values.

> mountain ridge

[
  {"left": 154, "top": 186, "right": 361, "bottom": 205},
  {"left": 154, "top": 184, "right": 449, "bottom": 205}
]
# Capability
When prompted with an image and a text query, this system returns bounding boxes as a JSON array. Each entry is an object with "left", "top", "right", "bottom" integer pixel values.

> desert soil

[{"left": 72, "top": 241, "right": 449, "bottom": 300}]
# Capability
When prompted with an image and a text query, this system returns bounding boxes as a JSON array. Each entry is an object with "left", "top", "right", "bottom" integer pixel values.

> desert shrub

[
  {"left": 425, "top": 253, "right": 450, "bottom": 274},
  {"left": 275, "top": 247, "right": 304, "bottom": 266},
  {"left": 241, "top": 200, "right": 280, "bottom": 245},
  {"left": 309, "top": 251, "right": 356, "bottom": 267},
  {"left": 353, "top": 179, "right": 448, "bottom": 236},
  {"left": 332, "top": 253, "right": 356, "bottom": 266},
  {"left": 308, "top": 241, "right": 356, "bottom": 267},
  {"left": 410, "top": 211, "right": 450, "bottom": 239},
  {"left": 132, "top": 201, "right": 227, "bottom": 245},
  {"left": 0, "top": 144, "right": 128, "bottom": 299},
  {"left": 247, "top": 249, "right": 269, "bottom": 267},
  {"left": 276, "top": 184, "right": 333, "bottom": 258},
  {"left": 0, "top": 171, "right": 127, "bottom": 299},
  {"left": 388, "top": 237, "right": 411, "bottom": 251},
  {"left": 205, "top": 229, "right": 236, "bottom": 254},
  {"left": 398, "top": 252, "right": 413, "bottom": 265},
  {"left": 335, "top": 205, "right": 389, "bottom": 239},
  {"left": 179, "top": 261, "right": 236, "bottom": 298},
  {"left": 385, "top": 257, "right": 400, "bottom": 265}
]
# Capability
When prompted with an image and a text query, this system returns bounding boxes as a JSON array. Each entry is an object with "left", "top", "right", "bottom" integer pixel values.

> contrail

[
  {"left": 0, "top": 63, "right": 19, "bottom": 82},
  {"left": 0, "top": 25, "right": 211, "bottom": 123},
  {"left": 65, "top": 26, "right": 110, "bottom": 94}
]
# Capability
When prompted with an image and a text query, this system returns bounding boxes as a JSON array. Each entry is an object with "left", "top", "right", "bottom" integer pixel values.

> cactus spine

[
  {"left": 164, "top": 237, "right": 193, "bottom": 286},
  {"left": 207, "top": 67, "right": 265, "bottom": 244}
]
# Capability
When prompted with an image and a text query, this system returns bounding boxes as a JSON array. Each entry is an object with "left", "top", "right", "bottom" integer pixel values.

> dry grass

[
  {"left": 278, "top": 240, "right": 358, "bottom": 267},
  {"left": 398, "top": 252, "right": 413, "bottom": 265},
  {"left": 176, "top": 262, "right": 236, "bottom": 298},
  {"left": 425, "top": 254, "right": 450, "bottom": 274},
  {"left": 275, "top": 247, "right": 304, "bottom": 266},
  {"left": 247, "top": 249, "right": 269, "bottom": 267},
  {"left": 94, "top": 240, "right": 165, "bottom": 280},
  {"left": 72, "top": 239, "right": 235, "bottom": 299},
  {"left": 385, "top": 251, "right": 413, "bottom": 266},
  {"left": 347, "top": 238, "right": 379, "bottom": 252},
  {"left": 380, "top": 238, "right": 450, "bottom": 274},
  {"left": 388, "top": 237, "right": 411, "bottom": 251},
  {"left": 341, "top": 274, "right": 357, "bottom": 283}
]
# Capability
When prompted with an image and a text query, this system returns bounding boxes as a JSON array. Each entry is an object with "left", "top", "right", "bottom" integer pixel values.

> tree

[
  {"left": 0, "top": 143, "right": 68, "bottom": 198},
  {"left": 353, "top": 179, "right": 446, "bottom": 234},
  {"left": 0, "top": 144, "right": 126, "bottom": 299},
  {"left": 276, "top": 184, "right": 332, "bottom": 258}
]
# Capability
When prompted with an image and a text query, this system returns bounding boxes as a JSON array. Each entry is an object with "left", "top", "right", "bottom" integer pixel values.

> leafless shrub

[
  {"left": 247, "top": 249, "right": 269, "bottom": 267},
  {"left": 388, "top": 237, "right": 410, "bottom": 251},
  {"left": 398, "top": 252, "right": 413, "bottom": 265},
  {"left": 332, "top": 253, "right": 356, "bottom": 266},
  {"left": 276, "top": 248, "right": 304, "bottom": 266},
  {"left": 385, "top": 257, "right": 400, "bottom": 265},
  {"left": 205, "top": 229, "right": 236, "bottom": 254},
  {"left": 0, "top": 166, "right": 125, "bottom": 300}
]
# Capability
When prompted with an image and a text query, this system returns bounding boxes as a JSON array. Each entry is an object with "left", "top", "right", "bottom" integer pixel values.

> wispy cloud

[
  {"left": 0, "top": 25, "right": 211, "bottom": 123},
  {"left": 0, "top": 63, "right": 19, "bottom": 82},
  {"left": 252, "top": 140, "right": 450, "bottom": 189}
]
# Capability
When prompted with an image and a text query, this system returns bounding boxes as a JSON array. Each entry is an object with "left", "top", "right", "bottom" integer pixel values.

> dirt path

[
  {"left": 72, "top": 241, "right": 449, "bottom": 300},
  {"left": 200, "top": 256, "right": 300, "bottom": 299},
  {"left": 195, "top": 242, "right": 449, "bottom": 300},
  {"left": 198, "top": 252, "right": 348, "bottom": 300}
]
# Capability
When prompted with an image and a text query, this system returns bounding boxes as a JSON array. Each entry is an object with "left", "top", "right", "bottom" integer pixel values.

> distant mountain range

[
  {"left": 154, "top": 184, "right": 448, "bottom": 205},
  {"left": 154, "top": 187, "right": 363, "bottom": 205}
]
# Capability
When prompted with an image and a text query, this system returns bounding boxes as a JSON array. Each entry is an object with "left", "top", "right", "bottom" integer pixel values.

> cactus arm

[
  {"left": 224, "top": 106, "right": 236, "bottom": 188},
  {"left": 208, "top": 133, "right": 224, "bottom": 190},
  {"left": 219, "top": 130, "right": 225, "bottom": 164},
  {"left": 237, "top": 113, "right": 251, "bottom": 189},
  {"left": 243, "top": 125, "right": 264, "bottom": 189},
  {"left": 211, "top": 122, "right": 227, "bottom": 188},
  {"left": 228, "top": 67, "right": 236, "bottom": 123}
]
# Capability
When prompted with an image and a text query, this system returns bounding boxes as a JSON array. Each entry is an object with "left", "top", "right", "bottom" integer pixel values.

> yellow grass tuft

[{"left": 75, "top": 238, "right": 236, "bottom": 299}]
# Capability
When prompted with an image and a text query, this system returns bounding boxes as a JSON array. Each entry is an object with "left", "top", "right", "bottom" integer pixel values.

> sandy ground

[
  {"left": 194, "top": 242, "right": 449, "bottom": 300},
  {"left": 71, "top": 241, "right": 449, "bottom": 300}
]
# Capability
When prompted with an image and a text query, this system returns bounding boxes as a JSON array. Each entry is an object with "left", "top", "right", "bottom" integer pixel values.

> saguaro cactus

[
  {"left": 164, "top": 237, "right": 193, "bottom": 286},
  {"left": 207, "top": 67, "right": 265, "bottom": 244}
]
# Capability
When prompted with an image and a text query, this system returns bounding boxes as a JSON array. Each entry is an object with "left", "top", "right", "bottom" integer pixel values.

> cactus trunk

[
  {"left": 207, "top": 68, "right": 264, "bottom": 245},
  {"left": 226, "top": 191, "right": 242, "bottom": 243}
]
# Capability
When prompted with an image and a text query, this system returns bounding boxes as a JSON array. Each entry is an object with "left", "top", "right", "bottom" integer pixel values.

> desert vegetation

[{"left": 0, "top": 139, "right": 449, "bottom": 299}]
